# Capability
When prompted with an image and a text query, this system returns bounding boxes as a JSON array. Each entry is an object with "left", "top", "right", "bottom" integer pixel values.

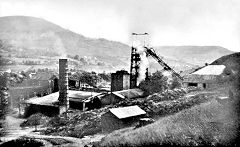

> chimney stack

[{"left": 58, "top": 59, "right": 69, "bottom": 108}]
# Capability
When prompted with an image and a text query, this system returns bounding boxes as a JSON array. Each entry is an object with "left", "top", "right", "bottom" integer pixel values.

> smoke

[
  {"left": 162, "top": 70, "right": 173, "bottom": 86},
  {"left": 136, "top": 45, "right": 149, "bottom": 86},
  {"left": 53, "top": 36, "right": 67, "bottom": 58}
]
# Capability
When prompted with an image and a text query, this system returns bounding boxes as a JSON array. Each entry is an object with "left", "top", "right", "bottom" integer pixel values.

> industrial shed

[
  {"left": 183, "top": 65, "right": 228, "bottom": 89},
  {"left": 101, "top": 105, "right": 146, "bottom": 132},
  {"left": 68, "top": 90, "right": 100, "bottom": 110},
  {"left": 23, "top": 90, "right": 100, "bottom": 117},
  {"left": 23, "top": 92, "right": 61, "bottom": 117},
  {"left": 111, "top": 70, "right": 130, "bottom": 91},
  {"left": 100, "top": 88, "right": 144, "bottom": 106}
]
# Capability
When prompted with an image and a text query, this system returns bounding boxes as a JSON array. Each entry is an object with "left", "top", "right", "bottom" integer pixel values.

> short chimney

[{"left": 58, "top": 59, "right": 69, "bottom": 108}]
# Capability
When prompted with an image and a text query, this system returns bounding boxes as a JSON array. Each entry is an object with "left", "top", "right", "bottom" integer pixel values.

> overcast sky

[{"left": 0, "top": 0, "right": 240, "bottom": 51}]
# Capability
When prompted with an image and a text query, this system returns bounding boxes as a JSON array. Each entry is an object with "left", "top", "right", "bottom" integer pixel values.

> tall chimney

[{"left": 58, "top": 59, "right": 69, "bottom": 108}]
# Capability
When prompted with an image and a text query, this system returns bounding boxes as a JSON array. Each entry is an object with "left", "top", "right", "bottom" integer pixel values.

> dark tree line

[{"left": 0, "top": 87, "right": 9, "bottom": 137}]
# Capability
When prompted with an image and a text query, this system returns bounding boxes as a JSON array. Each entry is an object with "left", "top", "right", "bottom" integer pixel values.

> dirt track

[{"left": 0, "top": 114, "right": 104, "bottom": 146}]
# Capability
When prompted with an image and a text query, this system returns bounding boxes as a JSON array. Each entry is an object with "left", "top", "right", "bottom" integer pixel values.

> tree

[
  {"left": 28, "top": 113, "right": 42, "bottom": 131},
  {"left": 74, "top": 55, "right": 79, "bottom": 60},
  {"left": 139, "top": 71, "right": 168, "bottom": 95},
  {"left": 98, "top": 72, "right": 111, "bottom": 81},
  {"left": 79, "top": 71, "right": 99, "bottom": 87},
  {"left": 170, "top": 76, "right": 182, "bottom": 90},
  {"left": 0, "top": 86, "right": 9, "bottom": 137},
  {"left": 80, "top": 58, "right": 88, "bottom": 65}
]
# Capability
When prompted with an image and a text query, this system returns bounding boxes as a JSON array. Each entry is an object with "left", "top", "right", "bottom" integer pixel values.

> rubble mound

[
  {"left": 115, "top": 87, "right": 208, "bottom": 117},
  {"left": 42, "top": 107, "right": 114, "bottom": 138},
  {"left": 148, "top": 93, "right": 210, "bottom": 116},
  {"left": 146, "top": 87, "right": 198, "bottom": 102},
  {"left": 20, "top": 113, "right": 49, "bottom": 128}
]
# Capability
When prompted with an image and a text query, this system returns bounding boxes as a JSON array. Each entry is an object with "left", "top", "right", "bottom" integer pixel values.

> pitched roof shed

[{"left": 109, "top": 105, "right": 146, "bottom": 119}]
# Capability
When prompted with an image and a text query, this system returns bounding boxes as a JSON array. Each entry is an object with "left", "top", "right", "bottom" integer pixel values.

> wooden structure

[
  {"left": 100, "top": 88, "right": 144, "bottom": 106},
  {"left": 183, "top": 65, "right": 228, "bottom": 89},
  {"left": 101, "top": 105, "right": 146, "bottom": 132}
]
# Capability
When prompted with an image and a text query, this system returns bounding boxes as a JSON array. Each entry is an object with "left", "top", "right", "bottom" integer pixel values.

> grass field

[{"left": 98, "top": 95, "right": 239, "bottom": 146}]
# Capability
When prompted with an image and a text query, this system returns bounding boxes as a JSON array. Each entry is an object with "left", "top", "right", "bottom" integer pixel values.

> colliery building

[
  {"left": 100, "top": 88, "right": 144, "bottom": 106},
  {"left": 23, "top": 59, "right": 70, "bottom": 117},
  {"left": 23, "top": 90, "right": 100, "bottom": 117},
  {"left": 111, "top": 70, "right": 130, "bottom": 92},
  {"left": 183, "top": 65, "right": 231, "bottom": 89},
  {"left": 21, "top": 59, "right": 144, "bottom": 118}
]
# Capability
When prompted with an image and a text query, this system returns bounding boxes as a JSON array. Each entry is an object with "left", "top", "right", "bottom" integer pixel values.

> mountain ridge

[{"left": 0, "top": 16, "right": 234, "bottom": 72}]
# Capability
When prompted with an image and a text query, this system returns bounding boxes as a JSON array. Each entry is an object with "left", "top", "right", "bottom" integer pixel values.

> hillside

[
  {"left": 154, "top": 46, "right": 234, "bottom": 66},
  {"left": 97, "top": 53, "right": 240, "bottom": 146},
  {"left": 98, "top": 98, "right": 239, "bottom": 146},
  {"left": 210, "top": 52, "right": 240, "bottom": 71},
  {"left": 0, "top": 16, "right": 235, "bottom": 72},
  {"left": 0, "top": 16, "right": 130, "bottom": 58}
]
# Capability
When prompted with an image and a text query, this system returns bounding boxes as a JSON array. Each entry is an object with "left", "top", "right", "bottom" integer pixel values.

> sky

[{"left": 0, "top": 0, "right": 240, "bottom": 52}]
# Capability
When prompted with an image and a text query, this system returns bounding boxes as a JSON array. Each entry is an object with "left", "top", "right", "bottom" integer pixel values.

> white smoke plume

[
  {"left": 162, "top": 70, "right": 173, "bottom": 87},
  {"left": 136, "top": 45, "right": 149, "bottom": 86},
  {"left": 54, "top": 36, "right": 67, "bottom": 59}
]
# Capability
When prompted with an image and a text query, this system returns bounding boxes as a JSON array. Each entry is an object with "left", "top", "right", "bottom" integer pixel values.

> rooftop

[
  {"left": 24, "top": 90, "right": 100, "bottom": 106},
  {"left": 109, "top": 105, "right": 146, "bottom": 119},
  {"left": 112, "top": 88, "right": 144, "bottom": 99},
  {"left": 191, "top": 65, "right": 226, "bottom": 75},
  {"left": 68, "top": 90, "right": 99, "bottom": 98},
  {"left": 24, "top": 92, "right": 59, "bottom": 106}
]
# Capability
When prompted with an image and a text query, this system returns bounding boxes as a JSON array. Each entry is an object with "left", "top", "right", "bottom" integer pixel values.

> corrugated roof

[
  {"left": 109, "top": 105, "right": 146, "bottom": 119},
  {"left": 68, "top": 91, "right": 100, "bottom": 99},
  {"left": 24, "top": 90, "right": 100, "bottom": 105},
  {"left": 112, "top": 88, "right": 144, "bottom": 99},
  {"left": 24, "top": 92, "right": 59, "bottom": 106},
  {"left": 191, "top": 65, "right": 226, "bottom": 75}
]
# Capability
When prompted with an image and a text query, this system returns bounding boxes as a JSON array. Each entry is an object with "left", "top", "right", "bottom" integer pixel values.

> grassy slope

[{"left": 99, "top": 94, "right": 239, "bottom": 146}]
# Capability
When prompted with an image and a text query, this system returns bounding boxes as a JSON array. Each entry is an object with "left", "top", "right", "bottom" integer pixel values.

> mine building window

[{"left": 188, "top": 83, "right": 198, "bottom": 87}]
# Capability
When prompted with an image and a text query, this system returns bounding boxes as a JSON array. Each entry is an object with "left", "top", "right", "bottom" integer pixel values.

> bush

[
  {"left": 139, "top": 71, "right": 168, "bottom": 95},
  {"left": 147, "top": 88, "right": 187, "bottom": 102},
  {"left": 42, "top": 108, "right": 109, "bottom": 138},
  {"left": 0, "top": 120, "right": 5, "bottom": 137},
  {"left": 20, "top": 113, "right": 49, "bottom": 131},
  {"left": 170, "top": 77, "right": 182, "bottom": 89},
  {"left": 48, "top": 116, "right": 68, "bottom": 128},
  {"left": 0, "top": 137, "right": 44, "bottom": 147}
]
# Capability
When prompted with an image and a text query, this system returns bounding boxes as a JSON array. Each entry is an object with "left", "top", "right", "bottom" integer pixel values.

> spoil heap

[
  {"left": 115, "top": 87, "right": 210, "bottom": 118},
  {"left": 42, "top": 106, "right": 115, "bottom": 138}
]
